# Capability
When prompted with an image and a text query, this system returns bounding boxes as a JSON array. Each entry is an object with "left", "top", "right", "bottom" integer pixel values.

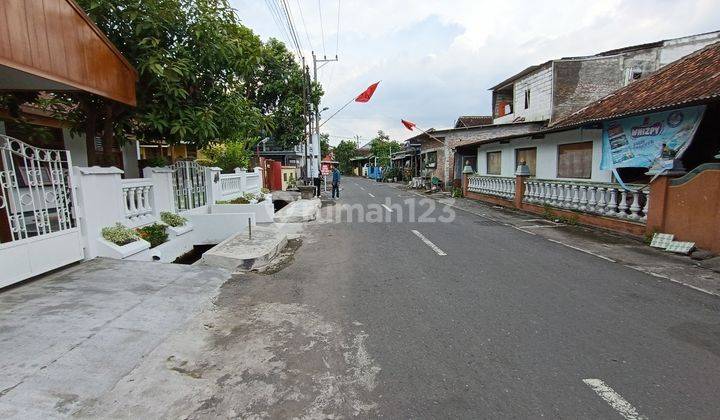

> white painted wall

[
  {"left": 475, "top": 128, "right": 612, "bottom": 182},
  {"left": 493, "top": 65, "right": 553, "bottom": 124},
  {"left": 659, "top": 31, "right": 720, "bottom": 67}
]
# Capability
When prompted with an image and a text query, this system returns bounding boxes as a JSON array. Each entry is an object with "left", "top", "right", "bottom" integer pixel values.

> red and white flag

[
  {"left": 355, "top": 82, "right": 380, "bottom": 103},
  {"left": 401, "top": 119, "right": 416, "bottom": 131}
]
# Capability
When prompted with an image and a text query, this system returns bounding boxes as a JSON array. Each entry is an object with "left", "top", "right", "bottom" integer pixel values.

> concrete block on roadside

[
  {"left": 273, "top": 198, "right": 321, "bottom": 223},
  {"left": 198, "top": 225, "right": 288, "bottom": 271}
]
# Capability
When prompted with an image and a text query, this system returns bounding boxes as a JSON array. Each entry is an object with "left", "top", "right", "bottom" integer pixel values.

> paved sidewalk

[
  {"left": 390, "top": 182, "right": 720, "bottom": 297},
  {"left": 0, "top": 259, "right": 229, "bottom": 418}
]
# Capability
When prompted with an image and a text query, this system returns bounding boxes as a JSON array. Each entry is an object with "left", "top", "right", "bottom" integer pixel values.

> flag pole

[
  {"left": 405, "top": 122, "right": 444, "bottom": 146},
  {"left": 416, "top": 127, "right": 445, "bottom": 146},
  {"left": 320, "top": 81, "right": 380, "bottom": 129},
  {"left": 318, "top": 96, "right": 355, "bottom": 128}
]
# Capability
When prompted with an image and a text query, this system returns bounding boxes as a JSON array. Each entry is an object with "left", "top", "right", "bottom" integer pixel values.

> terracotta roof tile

[
  {"left": 455, "top": 116, "right": 493, "bottom": 128},
  {"left": 551, "top": 41, "right": 720, "bottom": 128}
]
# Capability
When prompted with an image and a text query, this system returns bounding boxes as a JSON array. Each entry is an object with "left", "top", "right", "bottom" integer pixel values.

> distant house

[
  {"left": 457, "top": 30, "right": 720, "bottom": 183},
  {"left": 462, "top": 40, "right": 720, "bottom": 252}
]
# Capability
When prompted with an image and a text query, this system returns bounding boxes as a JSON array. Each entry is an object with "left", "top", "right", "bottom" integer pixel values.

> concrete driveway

[{"left": 0, "top": 259, "right": 228, "bottom": 418}]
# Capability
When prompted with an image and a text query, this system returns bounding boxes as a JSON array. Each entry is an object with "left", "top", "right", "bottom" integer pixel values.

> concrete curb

[
  {"left": 198, "top": 225, "right": 288, "bottom": 271},
  {"left": 273, "top": 198, "right": 322, "bottom": 223}
]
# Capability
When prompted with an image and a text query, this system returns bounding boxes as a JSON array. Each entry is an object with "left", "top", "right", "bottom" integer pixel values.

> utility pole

[
  {"left": 311, "top": 50, "right": 338, "bottom": 182},
  {"left": 301, "top": 57, "right": 309, "bottom": 181}
]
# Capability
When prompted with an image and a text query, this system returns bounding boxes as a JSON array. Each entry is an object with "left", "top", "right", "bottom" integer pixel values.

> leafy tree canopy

[
  {"left": 57, "top": 0, "right": 320, "bottom": 155},
  {"left": 320, "top": 133, "right": 331, "bottom": 158},
  {"left": 333, "top": 139, "right": 358, "bottom": 175},
  {"left": 369, "top": 130, "right": 403, "bottom": 167}
]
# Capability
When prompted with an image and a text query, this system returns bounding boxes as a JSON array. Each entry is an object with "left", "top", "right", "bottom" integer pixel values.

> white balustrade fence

[
  {"left": 467, "top": 175, "right": 516, "bottom": 199},
  {"left": 523, "top": 179, "right": 649, "bottom": 222},
  {"left": 121, "top": 179, "right": 154, "bottom": 223},
  {"left": 218, "top": 170, "right": 261, "bottom": 201},
  {"left": 245, "top": 172, "right": 260, "bottom": 194},
  {"left": 220, "top": 173, "right": 243, "bottom": 198}
]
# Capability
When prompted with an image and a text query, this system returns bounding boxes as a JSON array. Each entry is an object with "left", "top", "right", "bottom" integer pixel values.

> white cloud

[{"left": 231, "top": 0, "right": 720, "bottom": 145}]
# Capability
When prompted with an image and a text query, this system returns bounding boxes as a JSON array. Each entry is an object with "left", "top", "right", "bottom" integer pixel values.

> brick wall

[{"left": 551, "top": 56, "right": 624, "bottom": 123}]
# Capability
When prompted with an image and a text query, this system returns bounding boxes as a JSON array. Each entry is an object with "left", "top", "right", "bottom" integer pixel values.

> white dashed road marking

[
  {"left": 511, "top": 226, "right": 537, "bottom": 235},
  {"left": 583, "top": 379, "right": 647, "bottom": 420},
  {"left": 411, "top": 230, "right": 447, "bottom": 256},
  {"left": 359, "top": 186, "right": 365, "bottom": 190},
  {"left": 381, "top": 204, "right": 393, "bottom": 212},
  {"left": 368, "top": 193, "right": 375, "bottom": 198}
]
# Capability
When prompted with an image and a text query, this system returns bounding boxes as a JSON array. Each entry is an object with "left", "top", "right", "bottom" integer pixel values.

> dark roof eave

[
  {"left": 550, "top": 95, "right": 720, "bottom": 131},
  {"left": 429, "top": 120, "right": 546, "bottom": 136}
]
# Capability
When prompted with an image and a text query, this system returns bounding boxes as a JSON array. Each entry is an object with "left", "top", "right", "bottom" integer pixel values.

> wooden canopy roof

[{"left": 0, "top": 0, "right": 137, "bottom": 106}]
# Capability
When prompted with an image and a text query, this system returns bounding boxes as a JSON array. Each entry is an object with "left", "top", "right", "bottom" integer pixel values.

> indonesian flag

[
  {"left": 401, "top": 119, "right": 416, "bottom": 131},
  {"left": 355, "top": 82, "right": 380, "bottom": 103}
]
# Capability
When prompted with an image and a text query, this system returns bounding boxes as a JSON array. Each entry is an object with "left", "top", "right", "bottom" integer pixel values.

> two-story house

[{"left": 468, "top": 30, "right": 720, "bottom": 183}]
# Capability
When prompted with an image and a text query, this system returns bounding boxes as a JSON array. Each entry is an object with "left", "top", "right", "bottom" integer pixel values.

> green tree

[
  {"left": 199, "top": 141, "right": 251, "bottom": 173},
  {"left": 32, "top": 0, "right": 320, "bottom": 164},
  {"left": 334, "top": 139, "right": 358, "bottom": 175},
  {"left": 249, "top": 39, "right": 322, "bottom": 149},
  {"left": 320, "top": 133, "right": 331, "bottom": 157},
  {"left": 369, "top": 130, "right": 402, "bottom": 167}
]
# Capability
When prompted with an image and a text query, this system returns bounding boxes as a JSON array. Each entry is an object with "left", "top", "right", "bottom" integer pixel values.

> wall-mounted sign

[{"left": 601, "top": 105, "right": 705, "bottom": 171}]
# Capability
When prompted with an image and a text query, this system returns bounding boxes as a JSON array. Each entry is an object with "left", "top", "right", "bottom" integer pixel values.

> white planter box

[
  {"left": 96, "top": 237, "right": 151, "bottom": 260},
  {"left": 180, "top": 206, "right": 256, "bottom": 244},
  {"left": 210, "top": 200, "right": 274, "bottom": 223},
  {"left": 168, "top": 223, "right": 194, "bottom": 237},
  {"left": 149, "top": 233, "right": 195, "bottom": 263}
]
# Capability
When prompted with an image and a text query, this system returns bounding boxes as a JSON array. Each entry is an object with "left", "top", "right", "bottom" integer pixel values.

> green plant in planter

[
  {"left": 242, "top": 192, "right": 257, "bottom": 202},
  {"left": 136, "top": 223, "right": 168, "bottom": 248},
  {"left": 227, "top": 196, "right": 250, "bottom": 204},
  {"left": 256, "top": 193, "right": 266, "bottom": 202},
  {"left": 261, "top": 187, "right": 270, "bottom": 194},
  {"left": 451, "top": 187, "right": 463, "bottom": 198},
  {"left": 101, "top": 223, "right": 140, "bottom": 246},
  {"left": 160, "top": 212, "right": 187, "bottom": 227}
]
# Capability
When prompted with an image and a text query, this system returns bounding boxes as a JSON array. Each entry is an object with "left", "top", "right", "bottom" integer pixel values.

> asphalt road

[{"left": 237, "top": 177, "right": 720, "bottom": 419}]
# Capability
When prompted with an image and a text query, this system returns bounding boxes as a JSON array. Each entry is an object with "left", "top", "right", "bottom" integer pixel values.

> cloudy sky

[{"left": 230, "top": 0, "right": 719, "bottom": 146}]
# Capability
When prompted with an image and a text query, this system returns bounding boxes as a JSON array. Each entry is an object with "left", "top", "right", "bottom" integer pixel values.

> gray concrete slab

[
  {"left": 198, "top": 225, "right": 288, "bottom": 271},
  {"left": 273, "top": 198, "right": 321, "bottom": 223},
  {"left": 0, "top": 258, "right": 229, "bottom": 419}
]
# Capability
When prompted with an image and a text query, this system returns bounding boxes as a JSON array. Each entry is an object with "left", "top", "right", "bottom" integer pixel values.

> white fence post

[
  {"left": 205, "top": 166, "right": 222, "bottom": 204},
  {"left": 254, "top": 166, "right": 264, "bottom": 190},
  {"left": 234, "top": 167, "right": 247, "bottom": 193},
  {"left": 143, "top": 166, "right": 175, "bottom": 215},
  {"left": 74, "top": 166, "right": 126, "bottom": 259}
]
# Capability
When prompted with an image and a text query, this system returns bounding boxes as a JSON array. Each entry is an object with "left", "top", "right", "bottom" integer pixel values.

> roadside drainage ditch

[{"left": 173, "top": 244, "right": 217, "bottom": 265}]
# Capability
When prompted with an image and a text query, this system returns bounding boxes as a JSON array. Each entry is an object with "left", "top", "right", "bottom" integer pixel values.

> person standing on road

[{"left": 332, "top": 164, "right": 341, "bottom": 199}]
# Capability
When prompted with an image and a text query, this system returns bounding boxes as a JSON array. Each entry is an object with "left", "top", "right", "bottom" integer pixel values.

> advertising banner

[{"left": 601, "top": 105, "right": 705, "bottom": 171}]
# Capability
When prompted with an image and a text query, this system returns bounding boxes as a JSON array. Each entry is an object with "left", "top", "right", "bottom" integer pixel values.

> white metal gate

[
  {"left": 0, "top": 135, "right": 83, "bottom": 287},
  {"left": 170, "top": 160, "right": 207, "bottom": 211}
]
